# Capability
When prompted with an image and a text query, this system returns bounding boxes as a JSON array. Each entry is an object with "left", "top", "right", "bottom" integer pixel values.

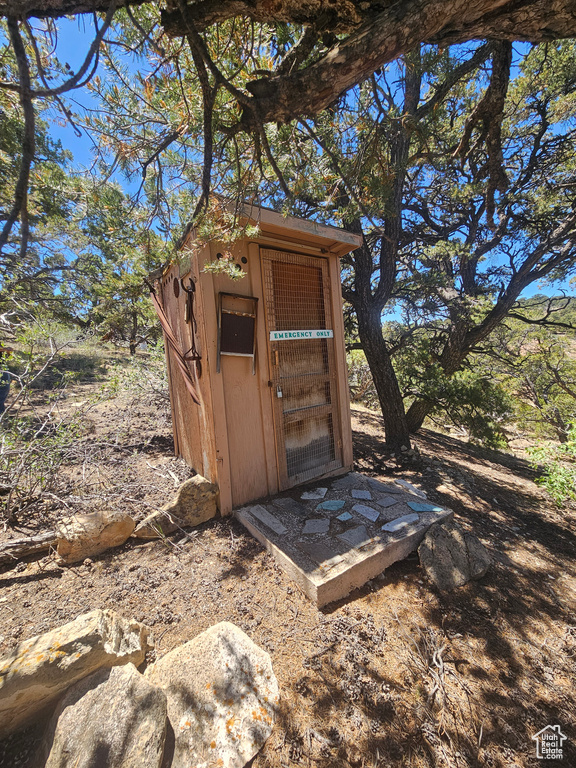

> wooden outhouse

[{"left": 151, "top": 204, "right": 362, "bottom": 515}]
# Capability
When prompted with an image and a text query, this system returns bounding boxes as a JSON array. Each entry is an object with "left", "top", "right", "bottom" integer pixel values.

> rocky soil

[{"left": 1, "top": 365, "right": 575, "bottom": 768}]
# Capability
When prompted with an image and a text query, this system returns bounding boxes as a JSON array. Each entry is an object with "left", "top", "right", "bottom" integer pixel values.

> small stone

[
  {"left": 376, "top": 496, "right": 400, "bottom": 508},
  {"left": 407, "top": 501, "right": 443, "bottom": 513},
  {"left": 381, "top": 513, "right": 420, "bottom": 532},
  {"left": 245, "top": 505, "right": 287, "bottom": 535},
  {"left": 302, "top": 518, "right": 330, "bottom": 535},
  {"left": 351, "top": 489, "right": 372, "bottom": 500},
  {"left": 301, "top": 487, "right": 328, "bottom": 500},
  {"left": 43, "top": 663, "right": 167, "bottom": 768},
  {"left": 351, "top": 504, "right": 380, "bottom": 522},
  {"left": 316, "top": 499, "right": 345, "bottom": 511},
  {"left": 336, "top": 511, "right": 353, "bottom": 521},
  {"left": 145, "top": 622, "right": 278, "bottom": 768},
  {"left": 338, "top": 525, "right": 370, "bottom": 548},
  {"left": 56, "top": 510, "right": 135, "bottom": 564}
]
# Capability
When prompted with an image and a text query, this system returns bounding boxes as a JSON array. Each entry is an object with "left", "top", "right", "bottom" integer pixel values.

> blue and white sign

[{"left": 269, "top": 329, "right": 334, "bottom": 341}]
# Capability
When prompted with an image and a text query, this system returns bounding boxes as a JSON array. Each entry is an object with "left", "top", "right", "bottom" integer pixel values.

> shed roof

[{"left": 236, "top": 202, "right": 362, "bottom": 257}]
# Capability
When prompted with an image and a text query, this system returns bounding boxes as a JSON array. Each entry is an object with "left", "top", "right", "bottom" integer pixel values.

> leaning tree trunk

[
  {"left": 357, "top": 308, "right": 411, "bottom": 451},
  {"left": 406, "top": 326, "right": 469, "bottom": 433},
  {"left": 405, "top": 396, "right": 434, "bottom": 434}
]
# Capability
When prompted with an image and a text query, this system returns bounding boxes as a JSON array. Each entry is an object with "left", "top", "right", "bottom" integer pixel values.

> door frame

[{"left": 260, "top": 247, "right": 344, "bottom": 490}]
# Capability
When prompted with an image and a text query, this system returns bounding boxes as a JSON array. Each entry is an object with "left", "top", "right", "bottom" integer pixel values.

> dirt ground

[{"left": 1, "top": 366, "right": 575, "bottom": 768}]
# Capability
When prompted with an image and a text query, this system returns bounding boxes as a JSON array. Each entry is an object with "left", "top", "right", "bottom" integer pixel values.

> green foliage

[{"left": 527, "top": 424, "right": 576, "bottom": 504}]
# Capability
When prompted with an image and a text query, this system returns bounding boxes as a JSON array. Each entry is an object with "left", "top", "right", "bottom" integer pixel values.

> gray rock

[
  {"left": 146, "top": 621, "right": 278, "bottom": 768},
  {"left": 56, "top": 510, "right": 135, "bottom": 564},
  {"left": 0, "top": 610, "right": 152, "bottom": 737},
  {"left": 134, "top": 475, "right": 218, "bottom": 538},
  {"left": 418, "top": 520, "right": 491, "bottom": 590},
  {"left": 44, "top": 663, "right": 167, "bottom": 768}
]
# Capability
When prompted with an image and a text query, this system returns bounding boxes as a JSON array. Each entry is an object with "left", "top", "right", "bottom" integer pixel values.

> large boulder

[
  {"left": 43, "top": 663, "right": 167, "bottom": 768},
  {"left": 0, "top": 609, "right": 151, "bottom": 737},
  {"left": 134, "top": 475, "right": 218, "bottom": 539},
  {"left": 56, "top": 510, "right": 135, "bottom": 564},
  {"left": 418, "top": 519, "right": 491, "bottom": 590},
  {"left": 145, "top": 621, "right": 278, "bottom": 768}
]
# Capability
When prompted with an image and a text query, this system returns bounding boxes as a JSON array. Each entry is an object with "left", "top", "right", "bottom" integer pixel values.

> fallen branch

[{"left": 0, "top": 529, "right": 56, "bottom": 564}]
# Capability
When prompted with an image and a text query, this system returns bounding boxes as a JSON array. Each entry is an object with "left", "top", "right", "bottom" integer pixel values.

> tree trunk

[
  {"left": 405, "top": 396, "right": 434, "bottom": 434},
  {"left": 357, "top": 307, "right": 411, "bottom": 451}
]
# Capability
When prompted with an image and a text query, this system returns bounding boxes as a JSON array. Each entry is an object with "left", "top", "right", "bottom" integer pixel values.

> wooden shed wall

[
  {"left": 159, "top": 260, "right": 218, "bottom": 486},
  {"left": 198, "top": 240, "right": 278, "bottom": 510},
  {"left": 160, "top": 227, "right": 355, "bottom": 515}
]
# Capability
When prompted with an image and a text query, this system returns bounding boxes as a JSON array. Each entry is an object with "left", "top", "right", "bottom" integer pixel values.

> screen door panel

[{"left": 262, "top": 249, "right": 342, "bottom": 488}]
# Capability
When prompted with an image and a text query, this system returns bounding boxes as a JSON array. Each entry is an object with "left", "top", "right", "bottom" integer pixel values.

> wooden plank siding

[{"left": 156, "top": 209, "right": 360, "bottom": 515}]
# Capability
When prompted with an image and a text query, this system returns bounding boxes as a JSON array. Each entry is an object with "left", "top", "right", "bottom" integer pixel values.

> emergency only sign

[{"left": 269, "top": 329, "right": 334, "bottom": 340}]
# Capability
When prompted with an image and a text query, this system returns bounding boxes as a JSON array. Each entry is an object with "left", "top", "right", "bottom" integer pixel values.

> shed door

[{"left": 262, "top": 249, "right": 342, "bottom": 489}]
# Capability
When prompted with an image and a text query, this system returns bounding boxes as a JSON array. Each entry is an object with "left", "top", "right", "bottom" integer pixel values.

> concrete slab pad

[
  {"left": 234, "top": 472, "right": 453, "bottom": 608},
  {"left": 301, "top": 487, "right": 328, "bottom": 500},
  {"left": 297, "top": 541, "right": 340, "bottom": 566},
  {"left": 351, "top": 489, "right": 372, "bottom": 500},
  {"left": 302, "top": 518, "right": 330, "bottom": 535},
  {"left": 351, "top": 504, "right": 380, "bottom": 522}
]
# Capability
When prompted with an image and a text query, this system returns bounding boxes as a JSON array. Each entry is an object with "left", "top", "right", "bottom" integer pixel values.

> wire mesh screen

[{"left": 262, "top": 249, "right": 338, "bottom": 481}]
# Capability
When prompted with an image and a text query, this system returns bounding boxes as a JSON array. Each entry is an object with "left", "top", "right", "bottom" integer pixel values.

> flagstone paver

[
  {"left": 351, "top": 489, "right": 372, "bottom": 500},
  {"left": 316, "top": 500, "right": 346, "bottom": 511},
  {"left": 245, "top": 505, "right": 288, "bottom": 534},
  {"left": 302, "top": 518, "right": 331, "bottom": 535},
  {"left": 337, "top": 511, "right": 353, "bottom": 522},
  {"left": 395, "top": 479, "right": 427, "bottom": 498},
  {"left": 382, "top": 513, "right": 420, "bottom": 532},
  {"left": 301, "top": 487, "right": 328, "bottom": 500},
  {"left": 407, "top": 501, "right": 444, "bottom": 513},
  {"left": 377, "top": 496, "right": 400, "bottom": 508},
  {"left": 338, "top": 525, "right": 370, "bottom": 547},
  {"left": 352, "top": 504, "right": 380, "bottom": 522}
]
